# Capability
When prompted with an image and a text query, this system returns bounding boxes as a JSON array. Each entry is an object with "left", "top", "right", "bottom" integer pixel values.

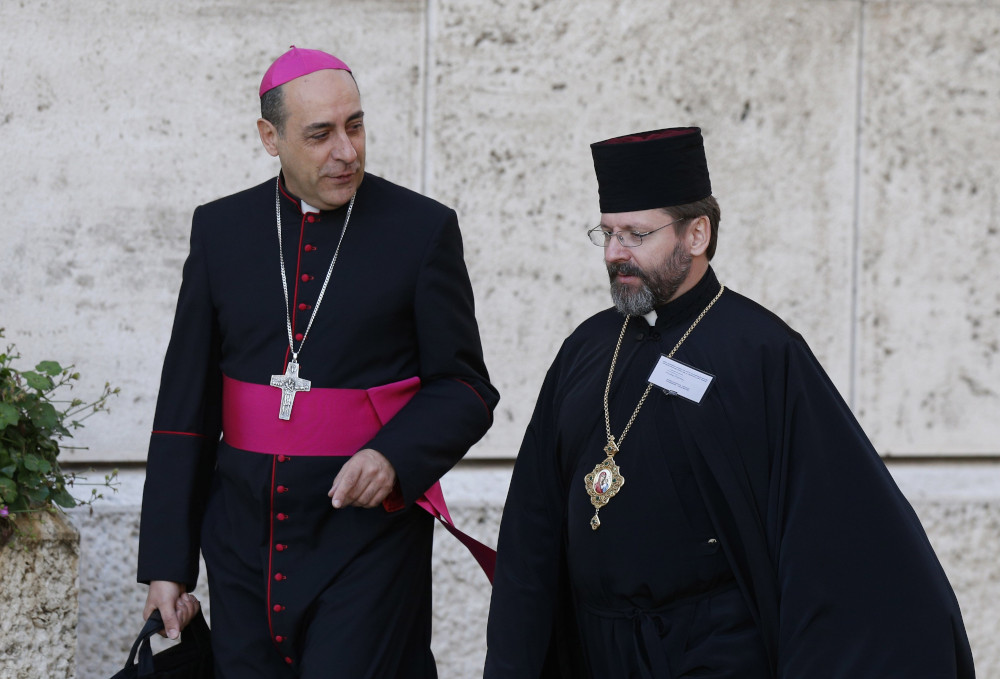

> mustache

[{"left": 607, "top": 261, "right": 646, "bottom": 281}]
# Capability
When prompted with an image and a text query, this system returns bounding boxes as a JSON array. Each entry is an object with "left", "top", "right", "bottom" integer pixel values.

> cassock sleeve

[
  {"left": 137, "top": 207, "right": 222, "bottom": 591},
  {"left": 485, "top": 356, "right": 576, "bottom": 679},
  {"left": 364, "top": 209, "right": 498, "bottom": 506},
  {"left": 770, "top": 339, "right": 975, "bottom": 677}
]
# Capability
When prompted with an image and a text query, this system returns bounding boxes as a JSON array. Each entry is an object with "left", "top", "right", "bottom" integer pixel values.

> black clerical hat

[{"left": 591, "top": 127, "right": 712, "bottom": 213}]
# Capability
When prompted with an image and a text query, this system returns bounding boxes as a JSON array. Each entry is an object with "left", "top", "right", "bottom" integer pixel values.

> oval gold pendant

[{"left": 584, "top": 456, "right": 625, "bottom": 530}]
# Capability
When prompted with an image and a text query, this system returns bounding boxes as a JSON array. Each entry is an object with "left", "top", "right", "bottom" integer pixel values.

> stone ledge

[
  {"left": 0, "top": 512, "right": 79, "bottom": 679},
  {"left": 68, "top": 464, "right": 1000, "bottom": 678}
]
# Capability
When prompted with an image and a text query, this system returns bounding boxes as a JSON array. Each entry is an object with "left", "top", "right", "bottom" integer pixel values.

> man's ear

[
  {"left": 257, "top": 118, "right": 280, "bottom": 158},
  {"left": 687, "top": 216, "right": 710, "bottom": 257}
]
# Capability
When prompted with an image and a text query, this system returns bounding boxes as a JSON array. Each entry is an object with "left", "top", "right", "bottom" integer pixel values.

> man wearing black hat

[{"left": 484, "top": 128, "right": 974, "bottom": 678}]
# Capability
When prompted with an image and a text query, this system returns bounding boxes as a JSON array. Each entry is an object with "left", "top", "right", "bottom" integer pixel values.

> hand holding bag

[{"left": 110, "top": 608, "right": 213, "bottom": 679}]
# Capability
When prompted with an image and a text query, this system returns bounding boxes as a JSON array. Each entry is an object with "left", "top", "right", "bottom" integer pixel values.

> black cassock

[
  {"left": 485, "top": 268, "right": 974, "bottom": 679},
  {"left": 138, "top": 173, "right": 498, "bottom": 679}
]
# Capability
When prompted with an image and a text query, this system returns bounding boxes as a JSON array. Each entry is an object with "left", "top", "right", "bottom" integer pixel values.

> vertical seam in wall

[
  {"left": 849, "top": 0, "right": 866, "bottom": 410},
  {"left": 421, "top": 0, "right": 434, "bottom": 196}
]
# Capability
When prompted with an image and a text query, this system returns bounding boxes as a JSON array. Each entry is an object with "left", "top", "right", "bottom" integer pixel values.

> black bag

[{"left": 110, "top": 609, "right": 213, "bottom": 678}]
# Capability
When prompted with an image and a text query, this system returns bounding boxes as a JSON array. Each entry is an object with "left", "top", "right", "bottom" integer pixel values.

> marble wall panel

[
  {"left": 66, "top": 466, "right": 508, "bottom": 679},
  {"left": 857, "top": 2, "right": 1000, "bottom": 453},
  {"left": 0, "top": 0, "right": 426, "bottom": 461},
  {"left": 67, "top": 464, "right": 1000, "bottom": 677},
  {"left": 890, "top": 462, "right": 1000, "bottom": 677},
  {"left": 429, "top": 0, "right": 861, "bottom": 456},
  {"left": 869, "top": 0, "right": 1000, "bottom": 6}
]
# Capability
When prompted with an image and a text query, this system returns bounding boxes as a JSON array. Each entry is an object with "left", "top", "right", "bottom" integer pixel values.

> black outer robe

[
  {"left": 137, "top": 173, "right": 498, "bottom": 678},
  {"left": 485, "top": 268, "right": 974, "bottom": 679}
]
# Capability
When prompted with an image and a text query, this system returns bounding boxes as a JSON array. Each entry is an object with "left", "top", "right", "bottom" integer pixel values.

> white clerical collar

[
  {"left": 301, "top": 200, "right": 321, "bottom": 214},
  {"left": 643, "top": 309, "right": 657, "bottom": 327}
]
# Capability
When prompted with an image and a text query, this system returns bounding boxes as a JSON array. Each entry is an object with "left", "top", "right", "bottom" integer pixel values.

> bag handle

[
  {"left": 122, "top": 610, "right": 166, "bottom": 675},
  {"left": 122, "top": 609, "right": 211, "bottom": 677}
]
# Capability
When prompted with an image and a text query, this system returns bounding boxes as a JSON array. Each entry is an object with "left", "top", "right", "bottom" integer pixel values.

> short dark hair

[
  {"left": 261, "top": 84, "right": 287, "bottom": 135},
  {"left": 663, "top": 195, "right": 721, "bottom": 260},
  {"left": 259, "top": 72, "right": 361, "bottom": 137}
]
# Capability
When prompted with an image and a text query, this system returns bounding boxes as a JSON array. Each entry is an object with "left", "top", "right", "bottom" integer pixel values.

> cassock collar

[
  {"left": 277, "top": 172, "right": 357, "bottom": 217},
  {"left": 650, "top": 267, "right": 722, "bottom": 330}
]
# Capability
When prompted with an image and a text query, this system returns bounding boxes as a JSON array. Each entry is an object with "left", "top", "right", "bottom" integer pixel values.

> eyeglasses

[{"left": 587, "top": 218, "right": 687, "bottom": 248}]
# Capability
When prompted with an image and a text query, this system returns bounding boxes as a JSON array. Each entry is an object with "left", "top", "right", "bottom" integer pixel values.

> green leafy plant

[{"left": 0, "top": 328, "right": 120, "bottom": 543}]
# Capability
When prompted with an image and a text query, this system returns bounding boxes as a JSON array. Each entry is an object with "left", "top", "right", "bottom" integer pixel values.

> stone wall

[
  {"left": 0, "top": 513, "right": 79, "bottom": 679},
  {"left": 3, "top": 0, "right": 998, "bottom": 462},
  {"left": 2, "top": 0, "right": 999, "bottom": 676},
  {"left": 65, "top": 464, "right": 1000, "bottom": 678}
]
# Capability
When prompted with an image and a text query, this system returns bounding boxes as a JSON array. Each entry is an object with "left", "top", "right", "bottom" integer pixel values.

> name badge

[{"left": 647, "top": 355, "right": 714, "bottom": 404}]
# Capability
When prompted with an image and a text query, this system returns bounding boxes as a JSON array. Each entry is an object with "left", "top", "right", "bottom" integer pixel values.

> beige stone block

[
  {"left": 890, "top": 462, "right": 1000, "bottom": 677},
  {"left": 0, "top": 0, "right": 426, "bottom": 461},
  {"left": 430, "top": 465, "right": 509, "bottom": 677},
  {"left": 914, "top": 499, "right": 1000, "bottom": 676},
  {"left": 869, "top": 0, "right": 1000, "bottom": 6},
  {"left": 68, "top": 505, "right": 209, "bottom": 678},
  {"left": 0, "top": 513, "right": 79, "bottom": 679},
  {"left": 429, "top": 0, "right": 861, "bottom": 456},
  {"left": 432, "top": 504, "right": 502, "bottom": 678},
  {"left": 63, "top": 464, "right": 1000, "bottom": 677},
  {"left": 67, "top": 466, "right": 504, "bottom": 679},
  {"left": 856, "top": 3, "right": 1000, "bottom": 453}
]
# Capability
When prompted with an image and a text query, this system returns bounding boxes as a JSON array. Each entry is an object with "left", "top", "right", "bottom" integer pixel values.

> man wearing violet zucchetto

[{"left": 137, "top": 46, "right": 498, "bottom": 678}]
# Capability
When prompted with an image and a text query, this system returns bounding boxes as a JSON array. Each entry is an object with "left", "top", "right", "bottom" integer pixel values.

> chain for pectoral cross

[
  {"left": 270, "top": 177, "right": 356, "bottom": 419},
  {"left": 588, "top": 285, "right": 725, "bottom": 530}
]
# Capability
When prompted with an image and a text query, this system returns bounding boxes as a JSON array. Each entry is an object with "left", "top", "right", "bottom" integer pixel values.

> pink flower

[{"left": 0, "top": 506, "right": 8, "bottom": 518}]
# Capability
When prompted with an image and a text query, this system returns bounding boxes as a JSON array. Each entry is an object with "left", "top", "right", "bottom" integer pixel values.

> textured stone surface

[
  {"left": 856, "top": 2, "right": 1000, "bottom": 453},
  {"left": 2, "top": 0, "right": 999, "bottom": 673},
  {"left": 67, "top": 464, "right": 1000, "bottom": 677},
  {"left": 68, "top": 503, "right": 213, "bottom": 677},
  {"left": 0, "top": 0, "right": 426, "bottom": 462},
  {"left": 0, "top": 512, "right": 79, "bottom": 679},
  {"left": 429, "top": 0, "right": 862, "bottom": 457},
  {"left": 431, "top": 483, "right": 505, "bottom": 679},
  {"left": 69, "top": 506, "right": 147, "bottom": 677},
  {"left": 66, "top": 466, "right": 507, "bottom": 679},
  {"left": 911, "top": 500, "right": 1000, "bottom": 677},
  {"left": 889, "top": 462, "right": 1000, "bottom": 677}
]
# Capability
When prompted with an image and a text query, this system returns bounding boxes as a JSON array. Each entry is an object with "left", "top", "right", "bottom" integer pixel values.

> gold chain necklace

[{"left": 585, "top": 285, "right": 725, "bottom": 530}]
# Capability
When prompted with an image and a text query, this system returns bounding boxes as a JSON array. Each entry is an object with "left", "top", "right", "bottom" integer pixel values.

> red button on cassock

[
  {"left": 301, "top": 274, "right": 311, "bottom": 282},
  {"left": 297, "top": 303, "right": 309, "bottom": 310},
  {"left": 294, "top": 332, "right": 304, "bottom": 341},
  {"left": 304, "top": 244, "right": 314, "bottom": 252},
  {"left": 275, "top": 635, "right": 284, "bottom": 643},
  {"left": 276, "top": 544, "right": 287, "bottom": 552},
  {"left": 276, "top": 513, "right": 288, "bottom": 521},
  {"left": 275, "top": 573, "right": 286, "bottom": 581},
  {"left": 306, "top": 214, "right": 316, "bottom": 223},
  {"left": 285, "top": 657, "right": 293, "bottom": 665},
  {"left": 273, "top": 604, "right": 285, "bottom": 612},
  {"left": 277, "top": 485, "right": 288, "bottom": 493},
  {"left": 277, "top": 455, "right": 288, "bottom": 462}
]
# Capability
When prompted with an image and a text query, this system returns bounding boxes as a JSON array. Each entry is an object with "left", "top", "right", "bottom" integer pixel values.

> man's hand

[
  {"left": 329, "top": 448, "right": 397, "bottom": 509},
  {"left": 144, "top": 580, "right": 200, "bottom": 640}
]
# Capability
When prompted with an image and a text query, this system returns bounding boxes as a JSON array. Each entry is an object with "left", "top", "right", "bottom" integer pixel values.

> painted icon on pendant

[
  {"left": 585, "top": 456, "right": 625, "bottom": 530},
  {"left": 594, "top": 469, "right": 611, "bottom": 494}
]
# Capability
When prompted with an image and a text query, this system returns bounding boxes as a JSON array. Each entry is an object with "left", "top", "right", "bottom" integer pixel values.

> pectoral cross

[{"left": 270, "top": 360, "right": 311, "bottom": 420}]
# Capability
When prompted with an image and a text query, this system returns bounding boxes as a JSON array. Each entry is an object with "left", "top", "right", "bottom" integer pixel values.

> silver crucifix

[{"left": 269, "top": 360, "right": 311, "bottom": 420}]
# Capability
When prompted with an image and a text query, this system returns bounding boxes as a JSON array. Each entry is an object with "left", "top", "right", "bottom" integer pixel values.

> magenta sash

[{"left": 222, "top": 374, "right": 495, "bottom": 583}]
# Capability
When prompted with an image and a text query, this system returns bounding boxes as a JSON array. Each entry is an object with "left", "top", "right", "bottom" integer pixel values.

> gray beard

[{"left": 608, "top": 241, "right": 692, "bottom": 316}]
